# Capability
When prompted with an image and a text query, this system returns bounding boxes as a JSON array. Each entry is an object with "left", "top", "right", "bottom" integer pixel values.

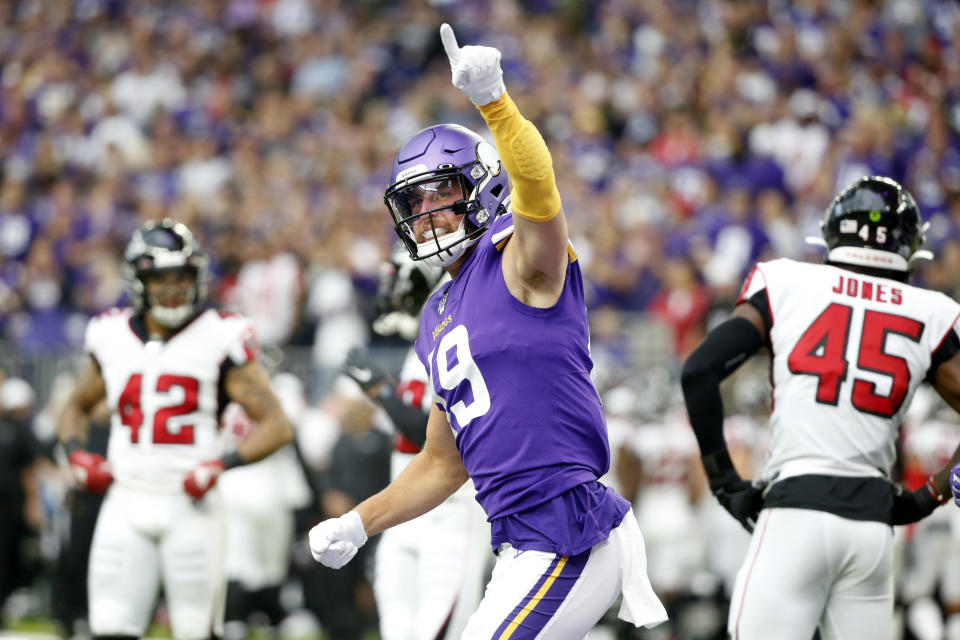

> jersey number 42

[{"left": 118, "top": 373, "right": 199, "bottom": 444}]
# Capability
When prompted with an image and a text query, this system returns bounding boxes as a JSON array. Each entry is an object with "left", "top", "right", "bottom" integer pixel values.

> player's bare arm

[
  {"left": 309, "top": 404, "right": 468, "bottom": 569},
  {"left": 730, "top": 301, "right": 768, "bottom": 343},
  {"left": 441, "top": 23, "right": 568, "bottom": 307},
  {"left": 356, "top": 404, "right": 468, "bottom": 537},
  {"left": 223, "top": 361, "right": 295, "bottom": 464},
  {"left": 929, "top": 352, "right": 960, "bottom": 495},
  {"left": 503, "top": 208, "right": 569, "bottom": 306},
  {"left": 181, "top": 360, "right": 296, "bottom": 500},
  {"left": 878, "top": 325, "right": 960, "bottom": 522},
  {"left": 58, "top": 358, "right": 113, "bottom": 494},
  {"left": 58, "top": 357, "right": 107, "bottom": 444}
]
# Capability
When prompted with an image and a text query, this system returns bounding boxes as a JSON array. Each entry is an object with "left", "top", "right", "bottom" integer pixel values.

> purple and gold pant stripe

[{"left": 492, "top": 548, "right": 591, "bottom": 640}]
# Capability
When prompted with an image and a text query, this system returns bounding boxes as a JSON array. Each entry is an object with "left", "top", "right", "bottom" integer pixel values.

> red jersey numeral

[
  {"left": 787, "top": 303, "right": 852, "bottom": 404},
  {"left": 118, "top": 373, "right": 144, "bottom": 443},
  {"left": 153, "top": 375, "right": 199, "bottom": 444},
  {"left": 788, "top": 303, "right": 924, "bottom": 417},
  {"left": 852, "top": 310, "right": 924, "bottom": 416},
  {"left": 117, "top": 374, "right": 200, "bottom": 444}
]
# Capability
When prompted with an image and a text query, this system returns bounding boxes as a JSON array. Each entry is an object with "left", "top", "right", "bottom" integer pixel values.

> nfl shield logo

[{"left": 438, "top": 293, "right": 447, "bottom": 314}]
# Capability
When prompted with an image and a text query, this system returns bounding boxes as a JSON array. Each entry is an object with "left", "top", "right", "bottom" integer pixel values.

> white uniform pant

[
  {"left": 374, "top": 491, "right": 489, "bottom": 640},
  {"left": 225, "top": 505, "right": 293, "bottom": 591},
  {"left": 900, "top": 503, "right": 960, "bottom": 604},
  {"left": 88, "top": 484, "right": 227, "bottom": 639},
  {"left": 728, "top": 508, "right": 894, "bottom": 640},
  {"left": 461, "top": 509, "right": 667, "bottom": 639}
]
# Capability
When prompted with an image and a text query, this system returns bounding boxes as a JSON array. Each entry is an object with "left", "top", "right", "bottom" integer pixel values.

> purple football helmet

[{"left": 384, "top": 124, "right": 510, "bottom": 267}]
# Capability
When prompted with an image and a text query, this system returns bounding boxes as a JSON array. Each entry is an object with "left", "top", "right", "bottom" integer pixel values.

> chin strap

[{"left": 417, "top": 218, "right": 482, "bottom": 267}]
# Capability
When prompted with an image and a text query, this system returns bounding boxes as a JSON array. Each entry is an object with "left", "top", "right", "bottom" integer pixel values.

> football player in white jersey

[
  {"left": 219, "top": 372, "right": 312, "bottom": 640},
  {"left": 681, "top": 176, "right": 960, "bottom": 640},
  {"left": 342, "top": 247, "right": 489, "bottom": 640},
  {"left": 57, "top": 219, "right": 295, "bottom": 640}
]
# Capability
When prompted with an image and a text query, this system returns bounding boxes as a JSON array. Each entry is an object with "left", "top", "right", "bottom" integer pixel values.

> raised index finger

[{"left": 440, "top": 23, "right": 460, "bottom": 62}]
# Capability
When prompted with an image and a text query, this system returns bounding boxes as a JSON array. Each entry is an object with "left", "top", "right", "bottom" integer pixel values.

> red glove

[
  {"left": 68, "top": 450, "right": 114, "bottom": 494},
  {"left": 183, "top": 459, "right": 226, "bottom": 500}
]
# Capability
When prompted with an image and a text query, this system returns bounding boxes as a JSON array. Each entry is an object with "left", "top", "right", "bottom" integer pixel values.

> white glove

[
  {"left": 308, "top": 510, "right": 368, "bottom": 569},
  {"left": 440, "top": 23, "right": 506, "bottom": 107}
]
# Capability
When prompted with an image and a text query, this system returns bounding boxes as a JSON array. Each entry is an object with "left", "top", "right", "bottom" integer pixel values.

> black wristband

[
  {"left": 924, "top": 477, "right": 949, "bottom": 505},
  {"left": 376, "top": 383, "right": 394, "bottom": 403},
  {"left": 220, "top": 451, "right": 245, "bottom": 470}
]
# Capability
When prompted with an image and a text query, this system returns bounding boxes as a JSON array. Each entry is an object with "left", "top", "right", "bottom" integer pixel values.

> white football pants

[
  {"left": 374, "top": 490, "right": 489, "bottom": 640},
  {"left": 88, "top": 483, "right": 227, "bottom": 638},
  {"left": 728, "top": 508, "right": 894, "bottom": 640},
  {"left": 461, "top": 509, "right": 667, "bottom": 639}
]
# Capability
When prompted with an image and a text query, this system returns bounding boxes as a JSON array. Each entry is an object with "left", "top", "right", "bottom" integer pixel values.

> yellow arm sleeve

[{"left": 477, "top": 92, "right": 561, "bottom": 222}]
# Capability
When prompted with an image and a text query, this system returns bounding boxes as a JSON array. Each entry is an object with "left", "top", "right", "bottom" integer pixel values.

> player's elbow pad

[{"left": 478, "top": 93, "right": 560, "bottom": 222}]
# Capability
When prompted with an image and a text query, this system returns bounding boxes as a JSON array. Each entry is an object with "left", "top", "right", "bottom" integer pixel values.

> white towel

[{"left": 614, "top": 509, "right": 669, "bottom": 628}]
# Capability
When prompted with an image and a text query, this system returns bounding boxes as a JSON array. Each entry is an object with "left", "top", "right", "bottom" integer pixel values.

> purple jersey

[{"left": 415, "top": 214, "right": 628, "bottom": 555}]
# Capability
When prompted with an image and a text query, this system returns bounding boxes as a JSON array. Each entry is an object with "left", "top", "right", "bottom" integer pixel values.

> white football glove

[
  {"left": 440, "top": 23, "right": 506, "bottom": 107},
  {"left": 308, "top": 510, "right": 368, "bottom": 569}
]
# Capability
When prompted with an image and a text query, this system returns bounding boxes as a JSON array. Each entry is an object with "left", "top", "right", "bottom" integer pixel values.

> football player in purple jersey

[{"left": 308, "top": 24, "right": 667, "bottom": 637}]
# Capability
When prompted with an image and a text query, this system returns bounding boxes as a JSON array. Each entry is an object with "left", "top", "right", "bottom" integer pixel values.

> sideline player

[
  {"left": 219, "top": 372, "right": 312, "bottom": 639},
  {"left": 343, "top": 247, "right": 488, "bottom": 640},
  {"left": 681, "top": 176, "right": 960, "bottom": 639},
  {"left": 309, "top": 24, "right": 667, "bottom": 637},
  {"left": 58, "top": 219, "right": 294, "bottom": 639}
]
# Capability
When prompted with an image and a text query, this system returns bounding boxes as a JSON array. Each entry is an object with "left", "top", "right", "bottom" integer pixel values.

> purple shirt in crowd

[{"left": 415, "top": 213, "right": 629, "bottom": 555}]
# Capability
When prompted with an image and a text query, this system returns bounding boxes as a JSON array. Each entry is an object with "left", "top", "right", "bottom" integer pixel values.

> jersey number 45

[{"left": 788, "top": 302, "right": 923, "bottom": 418}]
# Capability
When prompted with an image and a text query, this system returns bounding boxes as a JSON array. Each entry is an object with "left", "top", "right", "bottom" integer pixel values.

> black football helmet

[
  {"left": 372, "top": 242, "right": 446, "bottom": 340},
  {"left": 816, "top": 176, "right": 931, "bottom": 272},
  {"left": 123, "top": 219, "right": 208, "bottom": 327}
]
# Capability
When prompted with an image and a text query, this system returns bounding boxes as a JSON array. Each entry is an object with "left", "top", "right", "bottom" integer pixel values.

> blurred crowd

[
  {"left": 4, "top": 0, "right": 960, "bottom": 638},
  {"left": 1, "top": 0, "right": 960, "bottom": 362}
]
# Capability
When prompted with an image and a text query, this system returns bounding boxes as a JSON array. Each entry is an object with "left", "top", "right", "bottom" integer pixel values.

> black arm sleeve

[
  {"left": 744, "top": 290, "right": 773, "bottom": 337},
  {"left": 927, "top": 329, "right": 960, "bottom": 384},
  {"left": 377, "top": 394, "right": 428, "bottom": 448},
  {"left": 680, "top": 317, "right": 763, "bottom": 455}
]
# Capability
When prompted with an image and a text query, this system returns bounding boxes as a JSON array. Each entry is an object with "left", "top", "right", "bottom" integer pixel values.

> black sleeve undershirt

[
  {"left": 744, "top": 289, "right": 773, "bottom": 337},
  {"left": 927, "top": 329, "right": 960, "bottom": 384},
  {"left": 378, "top": 393, "right": 428, "bottom": 449},
  {"left": 681, "top": 316, "right": 764, "bottom": 455}
]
